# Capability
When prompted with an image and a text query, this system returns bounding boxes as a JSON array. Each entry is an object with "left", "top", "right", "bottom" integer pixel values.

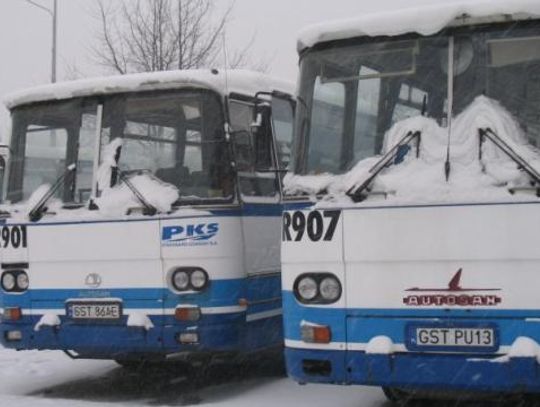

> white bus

[
  {"left": 282, "top": 1, "right": 540, "bottom": 400},
  {"left": 0, "top": 69, "right": 295, "bottom": 368}
]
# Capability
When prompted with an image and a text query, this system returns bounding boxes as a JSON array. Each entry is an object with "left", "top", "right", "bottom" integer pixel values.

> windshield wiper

[
  {"left": 117, "top": 171, "right": 158, "bottom": 216},
  {"left": 347, "top": 131, "right": 422, "bottom": 203},
  {"left": 479, "top": 127, "right": 540, "bottom": 196},
  {"left": 28, "top": 164, "right": 77, "bottom": 222}
]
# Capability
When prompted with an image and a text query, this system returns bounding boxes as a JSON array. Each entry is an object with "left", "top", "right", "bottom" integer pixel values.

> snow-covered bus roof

[
  {"left": 297, "top": 0, "right": 540, "bottom": 52},
  {"left": 5, "top": 69, "right": 294, "bottom": 110}
]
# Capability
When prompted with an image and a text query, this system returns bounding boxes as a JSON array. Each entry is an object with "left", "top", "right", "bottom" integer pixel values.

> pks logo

[{"left": 162, "top": 223, "right": 219, "bottom": 247}]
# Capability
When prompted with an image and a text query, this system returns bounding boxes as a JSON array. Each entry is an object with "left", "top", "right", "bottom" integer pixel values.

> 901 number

[
  {"left": 283, "top": 210, "right": 341, "bottom": 242},
  {"left": 1, "top": 226, "right": 28, "bottom": 249}
]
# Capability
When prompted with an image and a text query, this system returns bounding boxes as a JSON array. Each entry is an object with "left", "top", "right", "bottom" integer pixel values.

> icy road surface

[{"left": 0, "top": 347, "right": 535, "bottom": 407}]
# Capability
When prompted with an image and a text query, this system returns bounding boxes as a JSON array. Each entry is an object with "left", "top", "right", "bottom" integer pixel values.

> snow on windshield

[
  {"left": 94, "top": 139, "right": 179, "bottom": 216},
  {"left": 95, "top": 174, "right": 179, "bottom": 216},
  {"left": 4, "top": 138, "right": 180, "bottom": 221},
  {"left": 285, "top": 96, "right": 540, "bottom": 205}
]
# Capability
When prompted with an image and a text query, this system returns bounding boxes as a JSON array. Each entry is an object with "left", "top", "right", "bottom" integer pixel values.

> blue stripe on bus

[
  {"left": 242, "top": 203, "right": 283, "bottom": 217},
  {"left": 283, "top": 291, "right": 540, "bottom": 347},
  {"left": 1, "top": 279, "right": 245, "bottom": 310},
  {"left": 2, "top": 276, "right": 283, "bottom": 314}
]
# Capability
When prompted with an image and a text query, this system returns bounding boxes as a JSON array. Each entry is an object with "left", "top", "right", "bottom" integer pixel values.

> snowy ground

[
  {"left": 0, "top": 347, "right": 535, "bottom": 407},
  {"left": 0, "top": 347, "right": 382, "bottom": 407}
]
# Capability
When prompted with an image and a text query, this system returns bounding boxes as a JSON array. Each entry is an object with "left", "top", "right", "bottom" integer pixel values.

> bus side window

[{"left": 229, "top": 100, "right": 278, "bottom": 199}]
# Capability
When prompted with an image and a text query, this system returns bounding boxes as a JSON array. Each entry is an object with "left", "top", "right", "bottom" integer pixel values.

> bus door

[{"left": 230, "top": 95, "right": 293, "bottom": 349}]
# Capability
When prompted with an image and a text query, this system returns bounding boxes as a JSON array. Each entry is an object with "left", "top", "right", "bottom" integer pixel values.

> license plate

[
  {"left": 67, "top": 302, "right": 122, "bottom": 321},
  {"left": 406, "top": 323, "right": 498, "bottom": 353}
]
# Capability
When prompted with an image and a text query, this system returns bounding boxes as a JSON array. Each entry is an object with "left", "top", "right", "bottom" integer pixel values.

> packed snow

[
  {"left": 5, "top": 138, "right": 183, "bottom": 221},
  {"left": 34, "top": 314, "right": 61, "bottom": 332},
  {"left": 365, "top": 336, "right": 395, "bottom": 355},
  {"left": 126, "top": 313, "right": 155, "bottom": 331},
  {"left": 298, "top": 0, "right": 540, "bottom": 51},
  {"left": 0, "top": 347, "right": 383, "bottom": 407},
  {"left": 96, "top": 137, "right": 124, "bottom": 193},
  {"left": 25, "top": 184, "right": 57, "bottom": 214},
  {"left": 95, "top": 174, "right": 179, "bottom": 216},
  {"left": 506, "top": 337, "right": 540, "bottom": 362},
  {"left": 489, "top": 337, "right": 540, "bottom": 364},
  {"left": 4, "top": 70, "right": 294, "bottom": 110},
  {"left": 285, "top": 96, "right": 540, "bottom": 206}
]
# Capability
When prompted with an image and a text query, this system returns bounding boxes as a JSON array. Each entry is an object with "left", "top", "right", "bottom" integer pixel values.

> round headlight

[
  {"left": 297, "top": 277, "right": 318, "bottom": 301},
  {"left": 172, "top": 271, "right": 190, "bottom": 291},
  {"left": 319, "top": 277, "right": 341, "bottom": 302},
  {"left": 1, "top": 273, "right": 16, "bottom": 291},
  {"left": 190, "top": 270, "right": 208, "bottom": 290},
  {"left": 16, "top": 273, "right": 29, "bottom": 291}
]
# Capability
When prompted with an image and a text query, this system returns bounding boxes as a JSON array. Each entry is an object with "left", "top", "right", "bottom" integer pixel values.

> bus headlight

[
  {"left": 16, "top": 273, "right": 29, "bottom": 291},
  {"left": 297, "top": 277, "right": 318, "bottom": 301},
  {"left": 190, "top": 269, "right": 208, "bottom": 291},
  {"left": 172, "top": 270, "right": 190, "bottom": 291},
  {"left": 1, "top": 273, "right": 16, "bottom": 292},
  {"left": 294, "top": 273, "right": 342, "bottom": 305},
  {"left": 320, "top": 277, "right": 341, "bottom": 302},
  {"left": 170, "top": 268, "right": 210, "bottom": 292},
  {"left": 1, "top": 271, "right": 29, "bottom": 293}
]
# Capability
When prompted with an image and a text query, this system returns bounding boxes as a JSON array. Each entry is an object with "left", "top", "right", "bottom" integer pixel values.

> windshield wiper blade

[
  {"left": 28, "top": 164, "right": 77, "bottom": 222},
  {"left": 117, "top": 171, "right": 158, "bottom": 216},
  {"left": 347, "top": 131, "right": 422, "bottom": 203},
  {"left": 479, "top": 127, "right": 540, "bottom": 192}
]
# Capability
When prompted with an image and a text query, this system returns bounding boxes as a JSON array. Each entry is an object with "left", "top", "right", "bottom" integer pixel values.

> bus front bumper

[
  {"left": 0, "top": 313, "right": 247, "bottom": 358},
  {"left": 285, "top": 347, "right": 540, "bottom": 393}
]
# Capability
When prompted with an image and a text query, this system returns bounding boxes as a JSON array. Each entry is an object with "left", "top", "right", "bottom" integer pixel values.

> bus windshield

[
  {"left": 294, "top": 22, "right": 540, "bottom": 178},
  {"left": 8, "top": 89, "right": 234, "bottom": 205}
]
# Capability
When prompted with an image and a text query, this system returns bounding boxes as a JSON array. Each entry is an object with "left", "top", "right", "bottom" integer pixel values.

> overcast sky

[{"left": 0, "top": 0, "right": 470, "bottom": 133}]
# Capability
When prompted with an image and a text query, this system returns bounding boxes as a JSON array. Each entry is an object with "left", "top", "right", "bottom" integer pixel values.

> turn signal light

[
  {"left": 301, "top": 325, "right": 332, "bottom": 344},
  {"left": 3, "top": 307, "right": 22, "bottom": 321},
  {"left": 175, "top": 307, "right": 201, "bottom": 321}
]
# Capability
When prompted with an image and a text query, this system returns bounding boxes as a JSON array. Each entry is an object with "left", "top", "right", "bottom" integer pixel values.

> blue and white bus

[
  {"left": 282, "top": 2, "right": 540, "bottom": 400},
  {"left": 0, "top": 69, "right": 295, "bottom": 368}
]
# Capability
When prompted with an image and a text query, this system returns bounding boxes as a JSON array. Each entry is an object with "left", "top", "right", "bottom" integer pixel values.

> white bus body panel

[
  {"left": 28, "top": 221, "right": 162, "bottom": 291},
  {"left": 343, "top": 203, "right": 540, "bottom": 310}
]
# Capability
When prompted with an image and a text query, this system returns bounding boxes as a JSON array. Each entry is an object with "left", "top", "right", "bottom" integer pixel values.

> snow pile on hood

[
  {"left": 285, "top": 96, "right": 540, "bottom": 205},
  {"left": 298, "top": 0, "right": 540, "bottom": 51},
  {"left": 94, "top": 138, "right": 179, "bottom": 216},
  {"left": 4, "top": 183, "right": 65, "bottom": 222},
  {"left": 95, "top": 174, "right": 179, "bottom": 216},
  {"left": 25, "top": 184, "right": 54, "bottom": 213}
]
